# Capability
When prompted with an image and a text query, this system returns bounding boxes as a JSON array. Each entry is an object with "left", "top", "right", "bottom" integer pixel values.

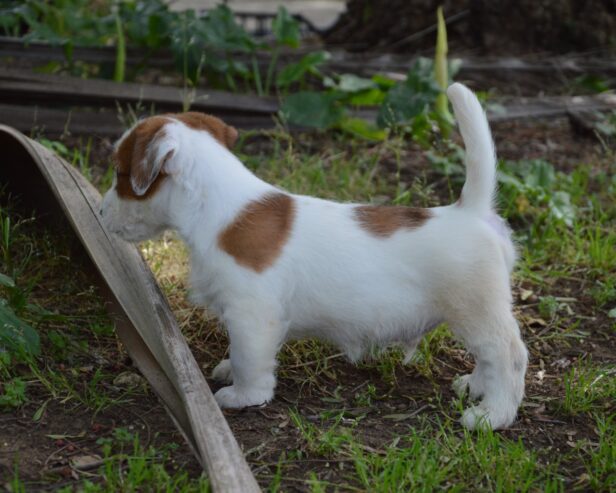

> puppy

[{"left": 101, "top": 83, "right": 528, "bottom": 430}]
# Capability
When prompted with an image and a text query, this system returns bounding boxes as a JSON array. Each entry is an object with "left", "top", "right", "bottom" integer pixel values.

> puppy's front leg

[{"left": 214, "top": 304, "right": 283, "bottom": 409}]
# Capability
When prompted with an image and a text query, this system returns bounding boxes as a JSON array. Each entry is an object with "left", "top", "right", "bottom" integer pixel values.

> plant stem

[{"left": 265, "top": 46, "right": 280, "bottom": 96}]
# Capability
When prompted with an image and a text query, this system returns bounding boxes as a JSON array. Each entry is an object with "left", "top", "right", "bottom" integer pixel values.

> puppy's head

[{"left": 100, "top": 112, "right": 238, "bottom": 242}]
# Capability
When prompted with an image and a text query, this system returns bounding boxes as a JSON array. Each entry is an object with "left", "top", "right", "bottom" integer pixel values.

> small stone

[{"left": 113, "top": 371, "right": 145, "bottom": 388}]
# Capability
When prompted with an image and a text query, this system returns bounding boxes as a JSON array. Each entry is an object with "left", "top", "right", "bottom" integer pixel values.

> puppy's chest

[{"left": 187, "top": 257, "right": 228, "bottom": 311}]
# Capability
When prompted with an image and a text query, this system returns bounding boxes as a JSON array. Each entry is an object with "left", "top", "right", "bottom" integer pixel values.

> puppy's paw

[
  {"left": 461, "top": 405, "right": 514, "bottom": 430},
  {"left": 211, "top": 359, "right": 233, "bottom": 383},
  {"left": 453, "top": 373, "right": 484, "bottom": 399},
  {"left": 452, "top": 374, "right": 471, "bottom": 397},
  {"left": 461, "top": 405, "right": 491, "bottom": 430},
  {"left": 214, "top": 385, "right": 273, "bottom": 409}
]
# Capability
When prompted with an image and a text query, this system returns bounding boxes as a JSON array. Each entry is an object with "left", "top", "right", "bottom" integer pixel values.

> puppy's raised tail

[{"left": 447, "top": 83, "right": 496, "bottom": 214}]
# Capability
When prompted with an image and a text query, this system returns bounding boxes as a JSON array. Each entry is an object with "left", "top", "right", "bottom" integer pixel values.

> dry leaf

[{"left": 70, "top": 454, "right": 102, "bottom": 471}]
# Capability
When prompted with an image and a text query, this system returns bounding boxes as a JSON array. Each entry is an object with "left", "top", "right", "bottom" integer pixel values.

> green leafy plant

[
  {"left": 265, "top": 6, "right": 301, "bottom": 94},
  {"left": 280, "top": 58, "right": 443, "bottom": 142},
  {"left": 498, "top": 159, "right": 577, "bottom": 226},
  {"left": 276, "top": 51, "right": 331, "bottom": 93},
  {"left": 280, "top": 91, "right": 345, "bottom": 129},
  {"left": 377, "top": 58, "right": 440, "bottom": 129}
]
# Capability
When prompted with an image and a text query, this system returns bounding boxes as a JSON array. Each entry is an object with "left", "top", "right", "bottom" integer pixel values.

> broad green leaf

[
  {"left": 0, "top": 299, "right": 40, "bottom": 356},
  {"left": 272, "top": 6, "right": 300, "bottom": 48},
  {"left": 377, "top": 83, "right": 431, "bottom": 128},
  {"left": 548, "top": 191, "right": 576, "bottom": 226},
  {"left": 276, "top": 51, "right": 330, "bottom": 88},
  {"left": 377, "top": 58, "right": 439, "bottom": 128},
  {"left": 339, "top": 117, "right": 387, "bottom": 141},
  {"left": 371, "top": 74, "right": 398, "bottom": 90},
  {"left": 336, "top": 74, "right": 377, "bottom": 93},
  {"left": 497, "top": 171, "right": 526, "bottom": 191},
  {"left": 202, "top": 5, "right": 256, "bottom": 52},
  {"left": 281, "top": 91, "right": 344, "bottom": 129},
  {"left": 347, "top": 88, "right": 386, "bottom": 106},
  {"left": 525, "top": 160, "right": 556, "bottom": 190},
  {"left": 0, "top": 273, "right": 15, "bottom": 288}
]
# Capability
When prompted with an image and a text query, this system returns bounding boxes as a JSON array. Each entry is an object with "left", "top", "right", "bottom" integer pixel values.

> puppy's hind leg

[
  {"left": 214, "top": 302, "right": 285, "bottom": 409},
  {"left": 451, "top": 309, "right": 528, "bottom": 430}
]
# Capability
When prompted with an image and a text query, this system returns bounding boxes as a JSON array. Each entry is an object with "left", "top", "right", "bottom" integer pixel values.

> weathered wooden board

[
  {"left": 0, "top": 68, "right": 278, "bottom": 114},
  {"left": 0, "top": 103, "right": 275, "bottom": 137},
  {"left": 1, "top": 67, "right": 615, "bottom": 138},
  {"left": 3, "top": 36, "right": 616, "bottom": 75},
  {"left": 3, "top": 93, "right": 615, "bottom": 139},
  {"left": 0, "top": 125, "right": 261, "bottom": 493}
]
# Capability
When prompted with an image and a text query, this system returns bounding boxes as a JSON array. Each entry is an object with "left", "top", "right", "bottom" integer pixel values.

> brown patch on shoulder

[
  {"left": 171, "top": 112, "right": 239, "bottom": 149},
  {"left": 114, "top": 116, "right": 171, "bottom": 200},
  {"left": 218, "top": 192, "right": 295, "bottom": 272},
  {"left": 354, "top": 205, "right": 432, "bottom": 237}
]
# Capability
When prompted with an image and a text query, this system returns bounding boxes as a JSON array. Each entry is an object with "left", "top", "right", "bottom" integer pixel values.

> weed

[
  {"left": 87, "top": 434, "right": 210, "bottom": 492},
  {"left": 410, "top": 324, "right": 453, "bottom": 378},
  {"left": 581, "top": 415, "right": 616, "bottom": 491},
  {"left": 0, "top": 377, "right": 26, "bottom": 409},
  {"left": 347, "top": 418, "right": 563, "bottom": 492},
  {"left": 290, "top": 409, "right": 354, "bottom": 457},
  {"left": 590, "top": 277, "right": 616, "bottom": 307},
  {"left": 562, "top": 359, "right": 616, "bottom": 415},
  {"left": 353, "top": 383, "right": 377, "bottom": 407},
  {"left": 538, "top": 295, "right": 560, "bottom": 320}
]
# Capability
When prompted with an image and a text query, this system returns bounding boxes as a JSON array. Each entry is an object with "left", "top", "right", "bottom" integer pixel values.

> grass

[
  {"left": 8, "top": 430, "right": 210, "bottom": 493},
  {"left": 562, "top": 359, "right": 616, "bottom": 416},
  {"left": 1, "top": 114, "right": 615, "bottom": 491}
]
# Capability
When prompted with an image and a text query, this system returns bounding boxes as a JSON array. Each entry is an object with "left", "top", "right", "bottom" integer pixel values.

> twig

[{"left": 286, "top": 352, "right": 345, "bottom": 369}]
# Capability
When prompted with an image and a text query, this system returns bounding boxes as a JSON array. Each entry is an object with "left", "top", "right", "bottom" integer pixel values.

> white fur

[{"left": 101, "top": 84, "right": 528, "bottom": 430}]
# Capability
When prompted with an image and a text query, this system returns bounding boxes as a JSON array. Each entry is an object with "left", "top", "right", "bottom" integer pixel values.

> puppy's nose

[{"left": 99, "top": 208, "right": 103, "bottom": 216}]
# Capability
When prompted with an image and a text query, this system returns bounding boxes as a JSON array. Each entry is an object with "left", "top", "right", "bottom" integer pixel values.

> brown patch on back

[
  {"left": 354, "top": 205, "right": 432, "bottom": 237},
  {"left": 171, "top": 112, "right": 239, "bottom": 149},
  {"left": 114, "top": 116, "right": 171, "bottom": 200},
  {"left": 218, "top": 192, "right": 295, "bottom": 272}
]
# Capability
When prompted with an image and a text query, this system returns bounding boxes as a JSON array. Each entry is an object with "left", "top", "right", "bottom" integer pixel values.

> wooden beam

[
  {"left": 0, "top": 68, "right": 278, "bottom": 114},
  {"left": 0, "top": 104, "right": 275, "bottom": 137}
]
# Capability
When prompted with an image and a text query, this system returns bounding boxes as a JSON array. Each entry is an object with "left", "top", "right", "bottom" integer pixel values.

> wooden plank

[
  {"left": 0, "top": 125, "right": 261, "bottom": 493},
  {"left": 0, "top": 36, "right": 175, "bottom": 67},
  {"left": 3, "top": 36, "right": 616, "bottom": 75},
  {"left": 0, "top": 68, "right": 278, "bottom": 114},
  {"left": 486, "top": 93, "right": 616, "bottom": 121},
  {"left": 1, "top": 85, "right": 614, "bottom": 140},
  {"left": 0, "top": 104, "right": 275, "bottom": 137},
  {"left": 324, "top": 52, "right": 616, "bottom": 76}
]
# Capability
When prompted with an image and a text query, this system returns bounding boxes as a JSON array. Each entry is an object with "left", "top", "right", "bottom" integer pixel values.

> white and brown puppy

[{"left": 101, "top": 84, "right": 528, "bottom": 430}]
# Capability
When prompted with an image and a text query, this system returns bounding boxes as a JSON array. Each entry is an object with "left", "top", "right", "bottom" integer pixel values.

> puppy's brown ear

[
  {"left": 172, "top": 112, "right": 238, "bottom": 150},
  {"left": 116, "top": 116, "right": 175, "bottom": 197},
  {"left": 224, "top": 124, "right": 239, "bottom": 149}
]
